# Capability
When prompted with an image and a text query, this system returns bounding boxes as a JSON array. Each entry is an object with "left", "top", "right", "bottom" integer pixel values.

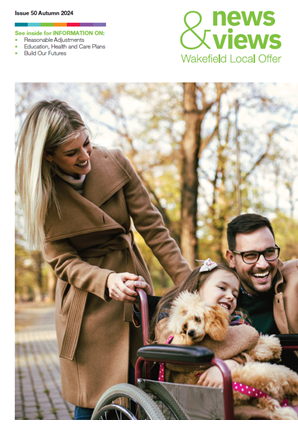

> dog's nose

[{"left": 188, "top": 329, "right": 195, "bottom": 337}]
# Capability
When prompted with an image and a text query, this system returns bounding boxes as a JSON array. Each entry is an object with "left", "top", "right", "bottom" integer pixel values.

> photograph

[
  {"left": 14, "top": 82, "right": 298, "bottom": 420},
  {"left": 8, "top": 0, "right": 298, "bottom": 422}
]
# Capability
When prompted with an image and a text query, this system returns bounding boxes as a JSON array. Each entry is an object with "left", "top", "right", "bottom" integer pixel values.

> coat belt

[
  {"left": 78, "top": 229, "right": 136, "bottom": 265},
  {"left": 59, "top": 230, "right": 138, "bottom": 361}
]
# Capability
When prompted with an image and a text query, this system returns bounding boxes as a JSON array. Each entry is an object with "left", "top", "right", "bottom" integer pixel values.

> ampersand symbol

[{"left": 180, "top": 11, "right": 211, "bottom": 50}]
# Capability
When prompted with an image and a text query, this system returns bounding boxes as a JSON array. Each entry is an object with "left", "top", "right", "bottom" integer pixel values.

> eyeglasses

[{"left": 232, "top": 244, "right": 280, "bottom": 264}]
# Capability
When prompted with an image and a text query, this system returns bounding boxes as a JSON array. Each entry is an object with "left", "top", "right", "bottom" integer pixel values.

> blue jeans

[
  {"left": 74, "top": 406, "right": 94, "bottom": 420},
  {"left": 74, "top": 363, "right": 136, "bottom": 420}
]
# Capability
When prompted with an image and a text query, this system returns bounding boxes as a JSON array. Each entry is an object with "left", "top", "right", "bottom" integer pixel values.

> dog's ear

[{"left": 204, "top": 305, "right": 229, "bottom": 341}]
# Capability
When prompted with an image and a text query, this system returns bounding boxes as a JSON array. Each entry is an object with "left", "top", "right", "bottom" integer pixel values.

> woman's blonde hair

[{"left": 16, "top": 100, "right": 87, "bottom": 250}]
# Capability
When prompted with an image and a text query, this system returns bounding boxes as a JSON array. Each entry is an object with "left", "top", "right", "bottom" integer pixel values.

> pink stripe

[
  {"left": 158, "top": 335, "right": 174, "bottom": 382},
  {"left": 233, "top": 381, "right": 271, "bottom": 399}
]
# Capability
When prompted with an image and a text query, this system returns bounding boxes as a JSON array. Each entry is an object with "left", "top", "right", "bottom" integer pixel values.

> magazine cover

[{"left": 8, "top": 0, "right": 298, "bottom": 421}]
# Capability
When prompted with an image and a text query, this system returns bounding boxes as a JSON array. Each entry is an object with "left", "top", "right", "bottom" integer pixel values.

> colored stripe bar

[{"left": 15, "top": 23, "right": 106, "bottom": 27}]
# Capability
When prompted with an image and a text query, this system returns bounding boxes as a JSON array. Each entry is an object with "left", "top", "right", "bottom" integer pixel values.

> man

[{"left": 226, "top": 213, "right": 298, "bottom": 369}]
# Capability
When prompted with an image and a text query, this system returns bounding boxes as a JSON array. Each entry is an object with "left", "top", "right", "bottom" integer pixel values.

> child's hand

[
  {"left": 197, "top": 360, "right": 239, "bottom": 388},
  {"left": 197, "top": 366, "right": 223, "bottom": 388}
]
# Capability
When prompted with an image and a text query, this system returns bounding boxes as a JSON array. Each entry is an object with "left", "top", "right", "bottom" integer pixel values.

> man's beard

[{"left": 234, "top": 259, "right": 274, "bottom": 295}]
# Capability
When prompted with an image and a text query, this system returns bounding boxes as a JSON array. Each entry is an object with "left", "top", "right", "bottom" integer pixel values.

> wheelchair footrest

[{"left": 137, "top": 344, "right": 214, "bottom": 363}]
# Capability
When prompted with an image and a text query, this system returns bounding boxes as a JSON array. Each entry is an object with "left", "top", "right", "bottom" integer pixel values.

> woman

[{"left": 15, "top": 100, "right": 192, "bottom": 419}]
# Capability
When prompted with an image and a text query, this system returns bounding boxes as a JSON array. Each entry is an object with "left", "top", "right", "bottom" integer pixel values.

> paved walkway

[{"left": 15, "top": 303, "right": 75, "bottom": 420}]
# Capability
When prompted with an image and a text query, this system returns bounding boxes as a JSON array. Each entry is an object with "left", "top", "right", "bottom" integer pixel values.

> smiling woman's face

[
  {"left": 44, "top": 130, "right": 92, "bottom": 177},
  {"left": 198, "top": 269, "right": 239, "bottom": 315}
]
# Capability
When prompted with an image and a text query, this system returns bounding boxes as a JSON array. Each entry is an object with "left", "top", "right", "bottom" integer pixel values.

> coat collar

[
  {"left": 83, "top": 146, "right": 131, "bottom": 206},
  {"left": 44, "top": 147, "right": 131, "bottom": 242},
  {"left": 274, "top": 259, "right": 284, "bottom": 294}
]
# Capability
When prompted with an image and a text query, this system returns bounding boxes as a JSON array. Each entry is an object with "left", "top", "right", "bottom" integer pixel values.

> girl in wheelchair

[
  {"left": 150, "top": 260, "right": 257, "bottom": 388},
  {"left": 149, "top": 259, "right": 298, "bottom": 419}
]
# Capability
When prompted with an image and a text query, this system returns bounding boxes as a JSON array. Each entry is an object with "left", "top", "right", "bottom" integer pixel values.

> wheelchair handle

[{"left": 136, "top": 288, "right": 150, "bottom": 346}]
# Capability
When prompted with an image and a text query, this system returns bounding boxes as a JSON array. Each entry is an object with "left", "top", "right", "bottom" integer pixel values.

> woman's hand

[{"left": 107, "top": 272, "right": 152, "bottom": 303}]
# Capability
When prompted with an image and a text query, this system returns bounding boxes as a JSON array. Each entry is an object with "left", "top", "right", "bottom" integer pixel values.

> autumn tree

[
  {"left": 15, "top": 82, "right": 298, "bottom": 294},
  {"left": 180, "top": 83, "right": 233, "bottom": 267},
  {"left": 197, "top": 84, "right": 298, "bottom": 261}
]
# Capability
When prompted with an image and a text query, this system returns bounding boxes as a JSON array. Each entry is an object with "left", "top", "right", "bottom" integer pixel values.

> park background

[{"left": 15, "top": 82, "right": 298, "bottom": 301}]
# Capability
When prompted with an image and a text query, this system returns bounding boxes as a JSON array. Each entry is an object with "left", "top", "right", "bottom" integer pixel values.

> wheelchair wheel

[
  {"left": 91, "top": 383, "right": 166, "bottom": 420},
  {"left": 143, "top": 381, "right": 189, "bottom": 420}
]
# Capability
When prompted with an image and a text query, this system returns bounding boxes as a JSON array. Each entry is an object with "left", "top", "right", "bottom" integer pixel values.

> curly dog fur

[
  {"left": 167, "top": 291, "right": 298, "bottom": 420},
  {"left": 168, "top": 290, "right": 230, "bottom": 345}
]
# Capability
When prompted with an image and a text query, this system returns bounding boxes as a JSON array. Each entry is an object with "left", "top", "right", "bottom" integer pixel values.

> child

[{"left": 150, "top": 259, "right": 258, "bottom": 388}]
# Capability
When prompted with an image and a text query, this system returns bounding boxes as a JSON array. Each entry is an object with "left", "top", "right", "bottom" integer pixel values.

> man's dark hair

[{"left": 227, "top": 213, "right": 275, "bottom": 250}]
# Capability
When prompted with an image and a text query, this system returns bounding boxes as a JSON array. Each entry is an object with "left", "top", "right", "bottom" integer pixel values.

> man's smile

[{"left": 252, "top": 270, "right": 270, "bottom": 282}]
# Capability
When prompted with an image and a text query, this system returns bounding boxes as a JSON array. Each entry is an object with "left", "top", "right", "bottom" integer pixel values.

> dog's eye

[
  {"left": 195, "top": 316, "right": 201, "bottom": 323},
  {"left": 182, "top": 323, "right": 188, "bottom": 333}
]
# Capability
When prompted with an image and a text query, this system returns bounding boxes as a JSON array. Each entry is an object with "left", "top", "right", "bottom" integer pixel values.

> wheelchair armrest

[
  {"left": 136, "top": 345, "right": 234, "bottom": 419},
  {"left": 137, "top": 344, "right": 214, "bottom": 364},
  {"left": 276, "top": 334, "right": 298, "bottom": 347}
]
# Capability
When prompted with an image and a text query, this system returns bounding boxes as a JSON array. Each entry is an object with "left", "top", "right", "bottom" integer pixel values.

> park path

[{"left": 15, "top": 303, "right": 75, "bottom": 420}]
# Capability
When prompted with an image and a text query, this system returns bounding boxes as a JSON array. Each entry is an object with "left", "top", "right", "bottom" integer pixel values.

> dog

[
  {"left": 168, "top": 290, "right": 230, "bottom": 345},
  {"left": 163, "top": 291, "right": 298, "bottom": 420}
]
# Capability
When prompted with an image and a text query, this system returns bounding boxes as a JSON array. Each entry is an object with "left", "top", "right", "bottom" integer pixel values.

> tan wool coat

[
  {"left": 273, "top": 259, "right": 298, "bottom": 334},
  {"left": 43, "top": 147, "right": 192, "bottom": 408}
]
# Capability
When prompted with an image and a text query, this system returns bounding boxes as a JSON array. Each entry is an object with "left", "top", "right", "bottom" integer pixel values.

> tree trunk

[
  {"left": 47, "top": 264, "right": 56, "bottom": 303},
  {"left": 180, "top": 83, "right": 201, "bottom": 268}
]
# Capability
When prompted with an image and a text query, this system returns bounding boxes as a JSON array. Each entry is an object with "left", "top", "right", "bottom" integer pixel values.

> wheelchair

[{"left": 91, "top": 289, "right": 298, "bottom": 420}]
